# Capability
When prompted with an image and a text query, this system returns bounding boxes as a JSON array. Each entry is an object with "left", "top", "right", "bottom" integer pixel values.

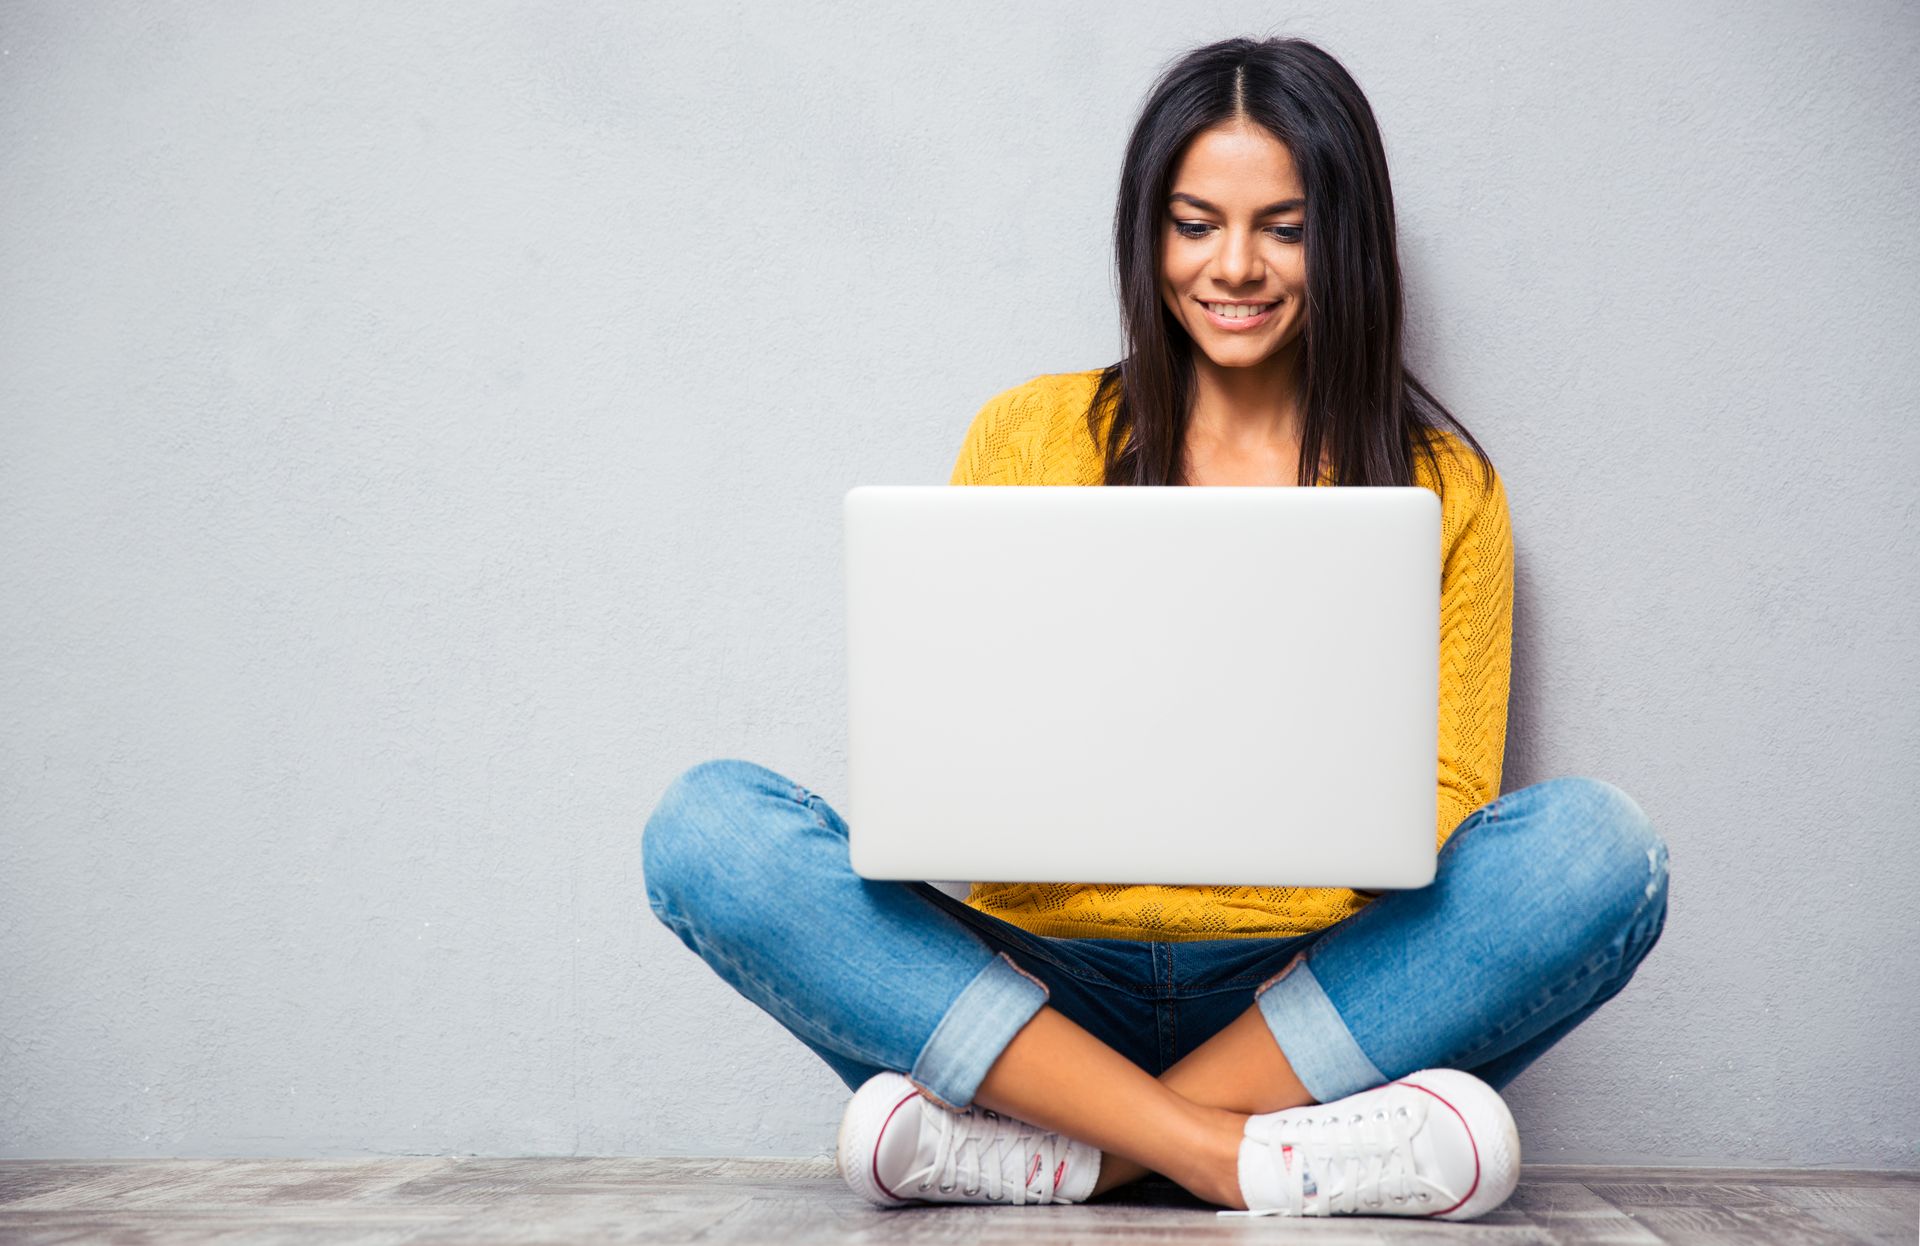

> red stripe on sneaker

[
  {"left": 1053, "top": 1160, "right": 1067, "bottom": 1191},
  {"left": 1026, "top": 1154, "right": 1042, "bottom": 1187},
  {"left": 872, "top": 1090, "right": 921, "bottom": 1203},
  {"left": 1395, "top": 1079, "right": 1480, "bottom": 1217}
]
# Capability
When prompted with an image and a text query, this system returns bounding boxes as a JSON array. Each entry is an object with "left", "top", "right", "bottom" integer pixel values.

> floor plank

[{"left": 0, "top": 1158, "right": 1911, "bottom": 1245}]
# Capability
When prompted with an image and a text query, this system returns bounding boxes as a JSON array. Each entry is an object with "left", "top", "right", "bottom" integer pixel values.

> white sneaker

[
  {"left": 835, "top": 1072, "right": 1102, "bottom": 1207},
  {"left": 1227, "top": 1068, "right": 1521, "bottom": 1221}
]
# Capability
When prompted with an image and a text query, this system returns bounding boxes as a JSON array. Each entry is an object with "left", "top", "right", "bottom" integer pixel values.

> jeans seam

[{"left": 1152, "top": 948, "right": 1167, "bottom": 1067}]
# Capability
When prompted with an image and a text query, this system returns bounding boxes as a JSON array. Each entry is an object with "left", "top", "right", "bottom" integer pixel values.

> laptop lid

[{"left": 843, "top": 484, "right": 1440, "bottom": 889}]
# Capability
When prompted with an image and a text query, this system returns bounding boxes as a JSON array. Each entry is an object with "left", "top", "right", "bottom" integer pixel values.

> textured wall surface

[{"left": 2, "top": 1, "right": 1915, "bottom": 1165}]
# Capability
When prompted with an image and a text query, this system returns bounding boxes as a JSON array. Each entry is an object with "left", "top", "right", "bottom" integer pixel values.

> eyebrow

[{"left": 1168, "top": 192, "right": 1304, "bottom": 215}]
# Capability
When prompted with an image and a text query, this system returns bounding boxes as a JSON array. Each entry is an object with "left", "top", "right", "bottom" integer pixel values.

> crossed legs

[
  {"left": 645, "top": 761, "right": 1670, "bottom": 1213},
  {"left": 972, "top": 999, "right": 1316, "bottom": 1207},
  {"left": 904, "top": 776, "right": 1671, "bottom": 1210}
]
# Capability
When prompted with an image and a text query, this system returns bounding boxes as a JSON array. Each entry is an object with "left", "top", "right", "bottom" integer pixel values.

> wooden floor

[{"left": 0, "top": 1157, "right": 1914, "bottom": 1244}]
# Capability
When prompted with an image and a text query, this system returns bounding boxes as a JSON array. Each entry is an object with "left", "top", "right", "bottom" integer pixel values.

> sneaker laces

[
  {"left": 1219, "top": 1096, "right": 1459, "bottom": 1218},
  {"left": 905, "top": 1105, "right": 1069, "bottom": 1205}
]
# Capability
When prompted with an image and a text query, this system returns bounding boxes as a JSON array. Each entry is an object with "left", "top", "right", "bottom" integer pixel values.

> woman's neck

[{"left": 1186, "top": 348, "right": 1304, "bottom": 452}]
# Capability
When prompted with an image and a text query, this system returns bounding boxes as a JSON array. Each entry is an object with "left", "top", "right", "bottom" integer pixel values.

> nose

[{"left": 1215, "top": 225, "right": 1265, "bottom": 287}]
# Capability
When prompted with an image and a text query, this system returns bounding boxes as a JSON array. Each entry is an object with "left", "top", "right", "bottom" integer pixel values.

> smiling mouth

[
  {"left": 1198, "top": 300, "right": 1279, "bottom": 327},
  {"left": 1200, "top": 301, "right": 1277, "bottom": 316}
]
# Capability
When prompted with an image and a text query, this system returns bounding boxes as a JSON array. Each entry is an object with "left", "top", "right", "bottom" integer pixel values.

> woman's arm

[
  {"left": 949, "top": 382, "right": 1049, "bottom": 487},
  {"left": 948, "top": 395, "right": 997, "bottom": 486},
  {"left": 1435, "top": 464, "right": 1516, "bottom": 849}
]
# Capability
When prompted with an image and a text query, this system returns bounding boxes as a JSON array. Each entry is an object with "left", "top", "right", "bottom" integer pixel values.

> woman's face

[{"left": 1158, "top": 122, "right": 1308, "bottom": 371}]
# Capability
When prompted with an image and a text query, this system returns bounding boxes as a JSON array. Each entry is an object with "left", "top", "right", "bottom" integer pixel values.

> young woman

[{"left": 642, "top": 35, "right": 1669, "bottom": 1222}]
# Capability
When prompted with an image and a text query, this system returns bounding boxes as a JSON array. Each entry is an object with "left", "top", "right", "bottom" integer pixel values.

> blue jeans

[{"left": 642, "top": 760, "right": 1668, "bottom": 1112}]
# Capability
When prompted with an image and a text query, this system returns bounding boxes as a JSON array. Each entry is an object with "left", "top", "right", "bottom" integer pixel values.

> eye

[{"left": 1172, "top": 221, "right": 1304, "bottom": 243}]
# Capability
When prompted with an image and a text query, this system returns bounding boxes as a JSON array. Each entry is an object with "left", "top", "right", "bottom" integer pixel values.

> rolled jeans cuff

[
  {"left": 1254, "top": 952, "right": 1385, "bottom": 1104},
  {"left": 908, "top": 951, "right": 1050, "bottom": 1110}
]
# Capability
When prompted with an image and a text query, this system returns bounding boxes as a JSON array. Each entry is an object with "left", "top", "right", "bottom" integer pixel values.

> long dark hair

[{"left": 1092, "top": 36, "right": 1494, "bottom": 492}]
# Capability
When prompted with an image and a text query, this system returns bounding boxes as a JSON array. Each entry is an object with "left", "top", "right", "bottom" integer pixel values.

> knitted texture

[{"left": 948, "top": 369, "right": 1514, "bottom": 941}]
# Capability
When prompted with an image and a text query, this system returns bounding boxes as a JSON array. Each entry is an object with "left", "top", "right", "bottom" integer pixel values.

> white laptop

[{"left": 843, "top": 485, "right": 1441, "bottom": 890}]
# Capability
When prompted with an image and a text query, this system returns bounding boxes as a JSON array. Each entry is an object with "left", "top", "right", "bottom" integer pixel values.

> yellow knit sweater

[{"left": 949, "top": 368, "right": 1514, "bottom": 941}]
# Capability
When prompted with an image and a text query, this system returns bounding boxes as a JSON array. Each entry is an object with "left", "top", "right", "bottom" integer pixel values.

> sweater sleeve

[
  {"left": 948, "top": 395, "right": 996, "bottom": 486},
  {"left": 949, "top": 381, "right": 1045, "bottom": 486},
  {"left": 1435, "top": 463, "right": 1515, "bottom": 849}
]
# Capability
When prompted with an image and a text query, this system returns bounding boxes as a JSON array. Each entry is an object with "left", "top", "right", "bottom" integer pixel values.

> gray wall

[{"left": 2, "top": 0, "right": 1915, "bottom": 1166}]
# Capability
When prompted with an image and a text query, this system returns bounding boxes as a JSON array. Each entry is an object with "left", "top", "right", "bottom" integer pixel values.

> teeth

[{"left": 1205, "top": 302, "right": 1274, "bottom": 319}]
